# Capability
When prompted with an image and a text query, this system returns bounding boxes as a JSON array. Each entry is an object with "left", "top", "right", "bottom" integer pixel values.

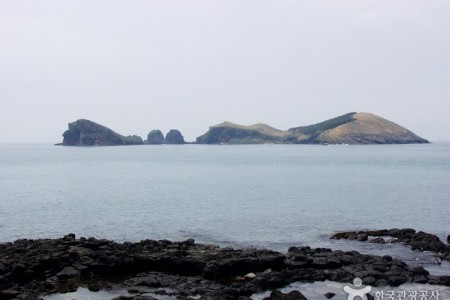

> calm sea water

[{"left": 1, "top": 143, "right": 449, "bottom": 274}]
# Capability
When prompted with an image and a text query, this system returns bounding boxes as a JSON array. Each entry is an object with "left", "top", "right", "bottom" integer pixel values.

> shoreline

[{"left": 1, "top": 229, "right": 449, "bottom": 300}]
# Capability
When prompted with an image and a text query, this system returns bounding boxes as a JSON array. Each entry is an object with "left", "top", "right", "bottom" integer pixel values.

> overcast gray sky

[{"left": 1, "top": 0, "right": 449, "bottom": 143}]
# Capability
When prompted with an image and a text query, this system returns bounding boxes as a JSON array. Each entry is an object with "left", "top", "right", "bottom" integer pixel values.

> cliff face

[
  {"left": 196, "top": 113, "right": 429, "bottom": 145},
  {"left": 61, "top": 119, "right": 143, "bottom": 146}
]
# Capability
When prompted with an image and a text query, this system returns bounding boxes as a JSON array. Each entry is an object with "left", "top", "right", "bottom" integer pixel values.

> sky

[{"left": 1, "top": 0, "right": 449, "bottom": 143}]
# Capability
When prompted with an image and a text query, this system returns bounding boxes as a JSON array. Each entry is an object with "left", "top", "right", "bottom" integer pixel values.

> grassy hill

[{"left": 196, "top": 113, "right": 429, "bottom": 145}]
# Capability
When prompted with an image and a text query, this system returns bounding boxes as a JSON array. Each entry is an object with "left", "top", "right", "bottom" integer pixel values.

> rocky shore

[
  {"left": 331, "top": 228, "right": 450, "bottom": 262},
  {"left": 1, "top": 230, "right": 449, "bottom": 300}
]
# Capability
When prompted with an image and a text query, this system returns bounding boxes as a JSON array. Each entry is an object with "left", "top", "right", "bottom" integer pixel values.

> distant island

[
  {"left": 58, "top": 112, "right": 429, "bottom": 146},
  {"left": 59, "top": 119, "right": 144, "bottom": 146},
  {"left": 196, "top": 112, "right": 428, "bottom": 144},
  {"left": 58, "top": 119, "right": 185, "bottom": 146}
]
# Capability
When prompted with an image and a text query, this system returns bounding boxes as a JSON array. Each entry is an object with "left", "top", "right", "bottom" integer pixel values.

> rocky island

[
  {"left": 196, "top": 112, "right": 429, "bottom": 145},
  {"left": 145, "top": 129, "right": 186, "bottom": 144},
  {"left": 60, "top": 119, "right": 143, "bottom": 146},
  {"left": 58, "top": 113, "right": 429, "bottom": 146}
]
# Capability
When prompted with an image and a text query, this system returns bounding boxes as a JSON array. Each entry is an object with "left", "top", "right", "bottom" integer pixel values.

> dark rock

[
  {"left": 127, "top": 286, "right": 148, "bottom": 294},
  {"left": 409, "top": 266, "right": 429, "bottom": 276},
  {"left": 61, "top": 119, "right": 143, "bottom": 146},
  {"left": 357, "top": 234, "right": 368, "bottom": 241},
  {"left": 263, "top": 290, "right": 307, "bottom": 300},
  {"left": 131, "top": 296, "right": 157, "bottom": 300},
  {"left": 111, "top": 296, "right": 134, "bottom": 300},
  {"left": 370, "top": 237, "right": 386, "bottom": 244},
  {"left": 55, "top": 267, "right": 79, "bottom": 280},
  {"left": 428, "top": 275, "right": 450, "bottom": 286},
  {"left": 1, "top": 232, "right": 449, "bottom": 300},
  {"left": 16, "top": 293, "right": 37, "bottom": 300},
  {"left": 0, "top": 289, "right": 21, "bottom": 300},
  {"left": 146, "top": 130, "right": 164, "bottom": 145},
  {"left": 164, "top": 130, "right": 185, "bottom": 144},
  {"left": 88, "top": 283, "right": 101, "bottom": 292},
  {"left": 324, "top": 292, "right": 335, "bottom": 299},
  {"left": 383, "top": 255, "right": 393, "bottom": 261},
  {"left": 387, "top": 275, "right": 407, "bottom": 286},
  {"left": 332, "top": 228, "right": 449, "bottom": 257},
  {"left": 62, "top": 234, "right": 75, "bottom": 241},
  {"left": 362, "top": 276, "right": 377, "bottom": 285}
]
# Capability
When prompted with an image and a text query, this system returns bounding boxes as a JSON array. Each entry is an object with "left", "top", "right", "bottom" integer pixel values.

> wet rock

[
  {"left": 428, "top": 275, "right": 450, "bottom": 286},
  {"left": 111, "top": 296, "right": 134, "bottom": 300},
  {"left": 131, "top": 296, "right": 158, "bottom": 300},
  {"left": 324, "top": 292, "right": 335, "bottom": 299},
  {"left": 1, "top": 232, "right": 449, "bottom": 299},
  {"left": 409, "top": 266, "right": 429, "bottom": 276},
  {"left": 357, "top": 234, "right": 368, "bottom": 241},
  {"left": 263, "top": 289, "right": 307, "bottom": 300},
  {"left": 127, "top": 286, "right": 149, "bottom": 294},
  {"left": 87, "top": 283, "right": 101, "bottom": 292},
  {"left": 0, "top": 289, "right": 21, "bottom": 300},
  {"left": 55, "top": 267, "right": 79, "bottom": 279},
  {"left": 332, "top": 228, "right": 450, "bottom": 257},
  {"left": 62, "top": 234, "right": 75, "bottom": 241},
  {"left": 370, "top": 237, "right": 386, "bottom": 244},
  {"left": 387, "top": 275, "right": 408, "bottom": 286}
]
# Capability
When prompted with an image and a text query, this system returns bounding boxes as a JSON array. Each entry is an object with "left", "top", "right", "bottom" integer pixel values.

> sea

[{"left": 1, "top": 143, "right": 449, "bottom": 298}]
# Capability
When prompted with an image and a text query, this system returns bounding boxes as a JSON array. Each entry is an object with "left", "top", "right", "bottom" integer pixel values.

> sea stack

[
  {"left": 146, "top": 130, "right": 165, "bottom": 144},
  {"left": 165, "top": 129, "right": 185, "bottom": 144}
]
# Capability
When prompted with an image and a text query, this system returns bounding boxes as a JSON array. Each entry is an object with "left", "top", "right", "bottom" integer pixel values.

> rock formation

[
  {"left": 196, "top": 112, "right": 429, "bottom": 145},
  {"left": 0, "top": 231, "right": 449, "bottom": 299},
  {"left": 332, "top": 228, "right": 450, "bottom": 259},
  {"left": 196, "top": 122, "right": 286, "bottom": 144},
  {"left": 60, "top": 119, "right": 143, "bottom": 146},
  {"left": 165, "top": 129, "right": 185, "bottom": 144},
  {"left": 146, "top": 130, "right": 164, "bottom": 144}
]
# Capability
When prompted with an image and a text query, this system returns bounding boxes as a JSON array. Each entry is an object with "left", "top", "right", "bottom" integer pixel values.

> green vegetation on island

[
  {"left": 196, "top": 112, "right": 429, "bottom": 145},
  {"left": 59, "top": 112, "right": 429, "bottom": 146}
]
